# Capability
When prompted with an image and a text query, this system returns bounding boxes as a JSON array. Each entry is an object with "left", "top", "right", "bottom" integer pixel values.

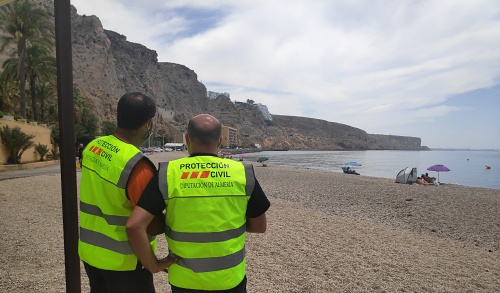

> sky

[{"left": 71, "top": 0, "right": 500, "bottom": 150}]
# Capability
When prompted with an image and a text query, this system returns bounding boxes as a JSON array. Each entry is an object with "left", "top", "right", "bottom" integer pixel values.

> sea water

[{"left": 243, "top": 150, "right": 500, "bottom": 190}]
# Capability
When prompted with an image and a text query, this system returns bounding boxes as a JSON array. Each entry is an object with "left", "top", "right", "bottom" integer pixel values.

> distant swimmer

[{"left": 486, "top": 165, "right": 491, "bottom": 169}]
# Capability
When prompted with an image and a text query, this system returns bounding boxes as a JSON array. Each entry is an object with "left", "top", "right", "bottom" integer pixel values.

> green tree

[
  {"left": 101, "top": 120, "right": 116, "bottom": 136},
  {"left": 35, "top": 81, "right": 56, "bottom": 123},
  {"left": 0, "top": 71, "right": 18, "bottom": 113},
  {"left": 44, "top": 98, "right": 58, "bottom": 125},
  {"left": 50, "top": 124, "right": 59, "bottom": 145},
  {"left": 26, "top": 44, "right": 56, "bottom": 121},
  {"left": 2, "top": 44, "right": 56, "bottom": 121},
  {"left": 0, "top": 0, "right": 54, "bottom": 119},
  {"left": 0, "top": 124, "right": 34, "bottom": 164},
  {"left": 74, "top": 93, "right": 98, "bottom": 144}
]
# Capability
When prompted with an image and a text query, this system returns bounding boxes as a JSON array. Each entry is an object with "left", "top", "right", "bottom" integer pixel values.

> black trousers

[
  {"left": 171, "top": 276, "right": 247, "bottom": 293},
  {"left": 83, "top": 262, "right": 155, "bottom": 293}
]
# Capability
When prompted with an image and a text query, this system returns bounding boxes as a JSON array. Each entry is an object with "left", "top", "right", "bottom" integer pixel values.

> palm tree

[
  {"left": 0, "top": 124, "right": 34, "bottom": 164},
  {"left": 34, "top": 143, "right": 49, "bottom": 161},
  {"left": 0, "top": 0, "right": 54, "bottom": 119},
  {"left": 26, "top": 44, "right": 56, "bottom": 121}
]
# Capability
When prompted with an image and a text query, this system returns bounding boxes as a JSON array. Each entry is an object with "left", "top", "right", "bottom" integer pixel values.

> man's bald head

[{"left": 187, "top": 114, "right": 222, "bottom": 146}]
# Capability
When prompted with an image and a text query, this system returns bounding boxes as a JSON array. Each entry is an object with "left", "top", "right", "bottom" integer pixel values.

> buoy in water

[{"left": 485, "top": 165, "right": 491, "bottom": 169}]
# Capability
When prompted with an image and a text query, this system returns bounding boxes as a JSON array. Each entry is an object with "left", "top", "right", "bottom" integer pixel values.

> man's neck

[
  {"left": 188, "top": 147, "right": 218, "bottom": 156},
  {"left": 113, "top": 128, "right": 142, "bottom": 148}
]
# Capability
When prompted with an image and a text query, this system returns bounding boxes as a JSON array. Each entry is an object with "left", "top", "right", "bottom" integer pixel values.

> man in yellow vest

[
  {"left": 79, "top": 92, "right": 175, "bottom": 292},
  {"left": 127, "top": 114, "right": 270, "bottom": 292}
]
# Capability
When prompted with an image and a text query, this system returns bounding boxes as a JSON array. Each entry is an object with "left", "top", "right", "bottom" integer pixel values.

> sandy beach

[{"left": 1, "top": 151, "right": 499, "bottom": 292}]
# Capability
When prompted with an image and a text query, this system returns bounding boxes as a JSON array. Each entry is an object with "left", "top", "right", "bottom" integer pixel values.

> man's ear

[
  {"left": 217, "top": 136, "right": 223, "bottom": 148},
  {"left": 145, "top": 118, "right": 152, "bottom": 131}
]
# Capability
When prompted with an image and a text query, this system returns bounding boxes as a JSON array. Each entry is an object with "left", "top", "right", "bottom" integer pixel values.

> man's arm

[
  {"left": 246, "top": 213, "right": 267, "bottom": 233},
  {"left": 126, "top": 206, "right": 176, "bottom": 273},
  {"left": 127, "top": 159, "right": 165, "bottom": 236},
  {"left": 146, "top": 214, "right": 165, "bottom": 236},
  {"left": 246, "top": 177, "right": 270, "bottom": 233}
]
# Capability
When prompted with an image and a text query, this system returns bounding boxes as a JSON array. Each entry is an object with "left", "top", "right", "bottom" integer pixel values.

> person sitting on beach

[
  {"left": 422, "top": 173, "right": 436, "bottom": 184},
  {"left": 416, "top": 177, "right": 432, "bottom": 185}
]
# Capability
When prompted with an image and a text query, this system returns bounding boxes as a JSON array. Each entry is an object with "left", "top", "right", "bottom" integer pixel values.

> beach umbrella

[
  {"left": 345, "top": 161, "right": 362, "bottom": 167},
  {"left": 257, "top": 157, "right": 269, "bottom": 166},
  {"left": 257, "top": 157, "right": 269, "bottom": 163},
  {"left": 427, "top": 164, "right": 450, "bottom": 182}
]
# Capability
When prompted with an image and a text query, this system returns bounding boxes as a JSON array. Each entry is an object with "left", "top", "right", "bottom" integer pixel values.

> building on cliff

[
  {"left": 256, "top": 103, "right": 273, "bottom": 125},
  {"left": 221, "top": 125, "right": 239, "bottom": 148}
]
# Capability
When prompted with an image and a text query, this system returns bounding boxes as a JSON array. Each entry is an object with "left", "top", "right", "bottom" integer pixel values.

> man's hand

[
  {"left": 127, "top": 206, "right": 169, "bottom": 273},
  {"left": 156, "top": 255, "right": 178, "bottom": 273}
]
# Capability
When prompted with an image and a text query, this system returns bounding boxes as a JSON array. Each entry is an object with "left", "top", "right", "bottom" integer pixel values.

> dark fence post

[{"left": 54, "top": 0, "right": 81, "bottom": 292}]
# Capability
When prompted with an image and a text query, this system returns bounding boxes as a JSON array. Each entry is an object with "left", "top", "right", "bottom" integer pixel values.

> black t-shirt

[{"left": 137, "top": 154, "right": 270, "bottom": 218}]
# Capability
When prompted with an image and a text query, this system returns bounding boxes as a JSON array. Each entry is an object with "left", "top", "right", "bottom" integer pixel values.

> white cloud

[{"left": 71, "top": 0, "right": 500, "bottom": 148}]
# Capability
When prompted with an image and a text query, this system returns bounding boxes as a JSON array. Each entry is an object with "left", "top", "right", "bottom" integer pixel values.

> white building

[
  {"left": 207, "top": 91, "right": 230, "bottom": 99},
  {"left": 256, "top": 103, "right": 273, "bottom": 122}
]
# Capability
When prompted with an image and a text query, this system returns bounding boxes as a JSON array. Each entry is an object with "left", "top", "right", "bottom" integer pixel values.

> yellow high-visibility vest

[
  {"left": 158, "top": 156, "right": 255, "bottom": 290},
  {"left": 79, "top": 135, "right": 156, "bottom": 271}
]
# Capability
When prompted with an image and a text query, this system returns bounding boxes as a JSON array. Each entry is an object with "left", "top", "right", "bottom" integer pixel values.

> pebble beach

[{"left": 0, "top": 151, "right": 499, "bottom": 292}]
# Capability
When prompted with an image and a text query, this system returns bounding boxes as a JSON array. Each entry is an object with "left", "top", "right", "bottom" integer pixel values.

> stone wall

[{"left": 0, "top": 118, "right": 52, "bottom": 164}]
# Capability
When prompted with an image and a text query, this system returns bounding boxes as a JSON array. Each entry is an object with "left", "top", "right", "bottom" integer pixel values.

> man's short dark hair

[
  {"left": 117, "top": 92, "right": 156, "bottom": 130},
  {"left": 187, "top": 117, "right": 222, "bottom": 146}
]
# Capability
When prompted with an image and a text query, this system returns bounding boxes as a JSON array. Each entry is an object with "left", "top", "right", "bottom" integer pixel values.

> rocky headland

[{"left": 31, "top": 0, "right": 428, "bottom": 151}]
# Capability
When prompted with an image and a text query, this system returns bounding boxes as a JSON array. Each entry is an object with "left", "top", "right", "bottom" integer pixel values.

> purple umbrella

[{"left": 427, "top": 164, "right": 450, "bottom": 182}]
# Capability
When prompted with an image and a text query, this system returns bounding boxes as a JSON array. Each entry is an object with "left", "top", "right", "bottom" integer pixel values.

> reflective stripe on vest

[
  {"left": 165, "top": 223, "right": 246, "bottom": 243},
  {"left": 78, "top": 135, "right": 155, "bottom": 271},
  {"left": 169, "top": 246, "right": 246, "bottom": 273},
  {"left": 80, "top": 201, "right": 129, "bottom": 226},
  {"left": 80, "top": 227, "right": 134, "bottom": 254},
  {"left": 158, "top": 157, "right": 255, "bottom": 290}
]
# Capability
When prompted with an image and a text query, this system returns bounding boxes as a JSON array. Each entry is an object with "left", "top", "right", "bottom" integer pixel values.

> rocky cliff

[
  {"left": 71, "top": 7, "right": 209, "bottom": 139},
  {"left": 28, "top": 1, "right": 426, "bottom": 151}
]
